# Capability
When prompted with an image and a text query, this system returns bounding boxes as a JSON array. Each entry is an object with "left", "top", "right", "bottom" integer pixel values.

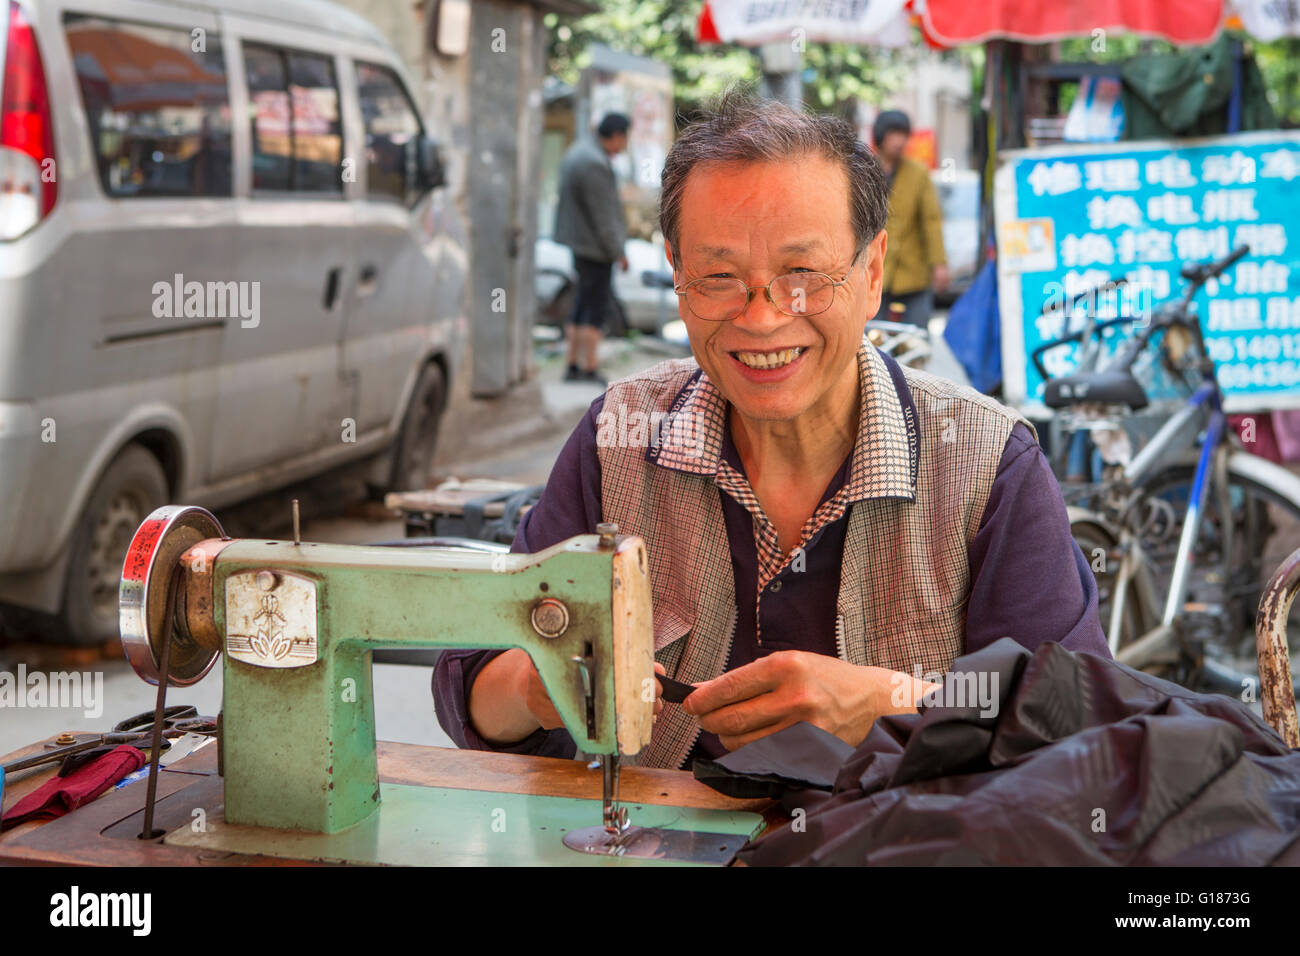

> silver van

[{"left": 0, "top": 0, "right": 466, "bottom": 643}]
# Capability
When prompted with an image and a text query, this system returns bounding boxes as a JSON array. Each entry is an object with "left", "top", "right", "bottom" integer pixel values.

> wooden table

[{"left": 0, "top": 736, "right": 784, "bottom": 866}]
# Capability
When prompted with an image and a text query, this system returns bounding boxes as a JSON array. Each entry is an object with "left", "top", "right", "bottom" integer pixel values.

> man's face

[
  {"left": 602, "top": 131, "right": 629, "bottom": 156},
  {"left": 877, "top": 130, "right": 908, "bottom": 164},
  {"left": 666, "top": 154, "right": 886, "bottom": 423}
]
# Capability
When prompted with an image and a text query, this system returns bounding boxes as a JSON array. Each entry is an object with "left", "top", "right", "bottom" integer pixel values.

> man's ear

[
  {"left": 867, "top": 231, "right": 886, "bottom": 292},
  {"left": 868, "top": 231, "right": 889, "bottom": 287},
  {"left": 664, "top": 241, "right": 675, "bottom": 272},
  {"left": 863, "top": 231, "right": 886, "bottom": 318}
]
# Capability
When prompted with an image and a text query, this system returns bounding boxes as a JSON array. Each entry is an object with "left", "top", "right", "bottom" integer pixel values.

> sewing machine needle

[{"left": 601, "top": 753, "right": 628, "bottom": 838}]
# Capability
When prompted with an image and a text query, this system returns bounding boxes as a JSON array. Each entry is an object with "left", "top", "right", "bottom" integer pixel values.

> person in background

[
  {"left": 873, "top": 109, "right": 948, "bottom": 329},
  {"left": 553, "top": 112, "right": 632, "bottom": 387}
]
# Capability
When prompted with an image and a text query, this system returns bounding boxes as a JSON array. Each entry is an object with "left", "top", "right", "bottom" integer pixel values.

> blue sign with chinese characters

[{"left": 994, "top": 132, "right": 1300, "bottom": 414}]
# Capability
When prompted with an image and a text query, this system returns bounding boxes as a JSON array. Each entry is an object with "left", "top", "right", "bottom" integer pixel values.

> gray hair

[{"left": 659, "top": 87, "right": 889, "bottom": 263}]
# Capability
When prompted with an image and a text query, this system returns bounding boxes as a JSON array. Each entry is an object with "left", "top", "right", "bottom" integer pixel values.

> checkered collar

[{"left": 645, "top": 342, "right": 918, "bottom": 502}]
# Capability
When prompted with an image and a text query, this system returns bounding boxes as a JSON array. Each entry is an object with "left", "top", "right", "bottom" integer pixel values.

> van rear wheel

[
  {"left": 58, "top": 445, "right": 169, "bottom": 645},
  {"left": 387, "top": 363, "right": 445, "bottom": 494}
]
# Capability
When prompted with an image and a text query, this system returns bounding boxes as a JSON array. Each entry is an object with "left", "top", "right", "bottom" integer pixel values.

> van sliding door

[{"left": 208, "top": 27, "right": 353, "bottom": 482}]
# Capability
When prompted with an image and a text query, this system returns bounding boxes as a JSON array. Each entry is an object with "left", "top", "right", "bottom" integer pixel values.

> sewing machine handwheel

[{"left": 120, "top": 505, "right": 226, "bottom": 686}]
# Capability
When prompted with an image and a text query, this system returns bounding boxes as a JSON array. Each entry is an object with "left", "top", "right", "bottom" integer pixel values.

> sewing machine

[{"left": 114, "top": 505, "right": 762, "bottom": 865}]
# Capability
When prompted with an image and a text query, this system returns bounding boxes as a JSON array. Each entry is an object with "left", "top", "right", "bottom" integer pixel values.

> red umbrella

[
  {"left": 697, "top": 1, "right": 720, "bottom": 44},
  {"left": 921, "top": 0, "right": 1225, "bottom": 46}
]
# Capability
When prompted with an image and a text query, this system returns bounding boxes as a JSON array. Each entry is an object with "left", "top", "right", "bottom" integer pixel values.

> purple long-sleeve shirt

[{"left": 433, "top": 373, "right": 1110, "bottom": 765}]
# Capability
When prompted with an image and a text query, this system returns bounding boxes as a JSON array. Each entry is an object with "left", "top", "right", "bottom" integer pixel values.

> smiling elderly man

[{"left": 434, "top": 90, "right": 1109, "bottom": 770}]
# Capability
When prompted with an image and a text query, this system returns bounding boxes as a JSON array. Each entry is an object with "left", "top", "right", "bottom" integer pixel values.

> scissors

[
  {"left": 1, "top": 705, "right": 217, "bottom": 776},
  {"left": 109, "top": 704, "right": 216, "bottom": 738}
]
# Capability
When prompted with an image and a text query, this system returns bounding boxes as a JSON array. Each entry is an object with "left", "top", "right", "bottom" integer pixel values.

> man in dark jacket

[{"left": 553, "top": 113, "right": 631, "bottom": 386}]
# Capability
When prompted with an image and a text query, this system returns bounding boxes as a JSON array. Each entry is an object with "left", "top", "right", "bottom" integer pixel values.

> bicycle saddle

[{"left": 1043, "top": 369, "right": 1149, "bottom": 410}]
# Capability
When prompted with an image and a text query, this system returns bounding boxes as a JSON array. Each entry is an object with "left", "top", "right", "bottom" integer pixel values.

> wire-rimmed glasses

[{"left": 673, "top": 268, "right": 855, "bottom": 322}]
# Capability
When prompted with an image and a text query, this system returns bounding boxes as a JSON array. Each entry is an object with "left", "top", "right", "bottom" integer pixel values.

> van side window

[
  {"left": 243, "top": 44, "right": 342, "bottom": 193},
  {"left": 63, "top": 15, "right": 232, "bottom": 198},
  {"left": 355, "top": 62, "right": 422, "bottom": 204}
]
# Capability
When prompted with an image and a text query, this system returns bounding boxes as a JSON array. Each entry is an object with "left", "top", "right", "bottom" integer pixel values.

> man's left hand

[{"left": 680, "top": 651, "right": 938, "bottom": 751}]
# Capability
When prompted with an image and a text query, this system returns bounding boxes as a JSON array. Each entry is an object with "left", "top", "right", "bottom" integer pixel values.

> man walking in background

[
  {"left": 873, "top": 110, "right": 948, "bottom": 328},
  {"left": 553, "top": 112, "right": 631, "bottom": 386}
]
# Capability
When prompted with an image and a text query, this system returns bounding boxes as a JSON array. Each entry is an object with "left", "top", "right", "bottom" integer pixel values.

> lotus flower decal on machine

[{"left": 225, "top": 569, "right": 319, "bottom": 668}]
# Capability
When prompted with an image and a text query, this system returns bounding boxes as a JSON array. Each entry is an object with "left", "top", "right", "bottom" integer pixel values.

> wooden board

[
  {"left": 384, "top": 479, "right": 530, "bottom": 518},
  {"left": 0, "top": 737, "right": 784, "bottom": 866}
]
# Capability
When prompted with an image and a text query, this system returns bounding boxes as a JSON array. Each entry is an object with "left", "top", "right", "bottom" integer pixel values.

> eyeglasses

[{"left": 673, "top": 260, "right": 858, "bottom": 322}]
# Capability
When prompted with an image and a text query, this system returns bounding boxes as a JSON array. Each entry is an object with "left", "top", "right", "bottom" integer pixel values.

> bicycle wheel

[
  {"left": 1069, "top": 514, "right": 1149, "bottom": 658},
  {"left": 1135, "top": 453, "right": 1300, "bottom": 698}
]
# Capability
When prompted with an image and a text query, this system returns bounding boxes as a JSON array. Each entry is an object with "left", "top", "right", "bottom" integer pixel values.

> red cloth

[
  {"left": 1, "top": 744, "right": 146, "bottom": 830},
  {"left": 1273, "top": 409, "right": 1300, "bottom": 463},
  {"left": 922, "top": 0, "right": 1224, "bottom": 46}
]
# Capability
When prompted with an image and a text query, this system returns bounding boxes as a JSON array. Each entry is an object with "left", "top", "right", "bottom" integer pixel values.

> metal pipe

[
  {"left": 1108, "top": 550, "right": 1131, "bottom": 657},
  {"left": 1115, "top": 622, "right": 1176, "bottom": 671},
  {"left": 1162, "top": 411, "right": 1225, "bottom": 626},
  {"left": 1256, "top": 547, "right": 1300, "bottom": 748},
  {"left": 1122, "top": 383, "right": 1213, "bottom": 486},
  {"left": 139, "top": 563, "right": 180, "bottom": 840}
]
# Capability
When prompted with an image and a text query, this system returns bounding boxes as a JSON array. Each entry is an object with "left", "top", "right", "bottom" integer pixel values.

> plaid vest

[{"left": 597, "top": 343, "right": 1032, "bottom": 769}]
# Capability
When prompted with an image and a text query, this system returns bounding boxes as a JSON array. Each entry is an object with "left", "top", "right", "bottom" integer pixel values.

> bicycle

[
  {"left": 864, "top": 317, "right": 934, "bottom": 369},
  {"left": 1034, "top": 244, "right": 1300, "bottom": 698}
]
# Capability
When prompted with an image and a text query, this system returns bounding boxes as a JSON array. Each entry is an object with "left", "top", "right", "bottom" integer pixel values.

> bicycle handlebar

[
  {"left": 1029, "top": 314, "right": 1139, "bottom": 381},
  {"left": 1034, "top": 276, "right": 1129, "bottom": 321},
  {"left": 1179, "top": 243, "right": 1251, "bottom": 285},
  {"left": 1213, "top": 242, "right": 1252, "bottom": 276},
  {"left": 1032, "top": 244, "right": 1252, "bottom": 383}
]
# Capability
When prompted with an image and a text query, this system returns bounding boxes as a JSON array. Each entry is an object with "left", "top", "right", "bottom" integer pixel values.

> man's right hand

[{"left": 618, "top": 255, "right": 629, "bottom": 272}]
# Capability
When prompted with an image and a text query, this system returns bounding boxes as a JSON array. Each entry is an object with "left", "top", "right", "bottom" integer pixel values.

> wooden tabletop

[{"left": 0, "top": 735, "right": 783, "bottom": 866}]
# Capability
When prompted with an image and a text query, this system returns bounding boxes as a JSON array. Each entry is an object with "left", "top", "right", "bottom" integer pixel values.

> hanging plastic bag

[{"left": 943, "top": 258, "right": 1002, "bottom": 394}]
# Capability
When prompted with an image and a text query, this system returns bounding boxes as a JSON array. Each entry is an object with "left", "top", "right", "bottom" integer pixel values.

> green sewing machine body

[
  {"left": 119, "top": 505, "right": 667, "bottom": 851},
  {"left": 214, "top": 535, "right": 648, "bottom": 833}
]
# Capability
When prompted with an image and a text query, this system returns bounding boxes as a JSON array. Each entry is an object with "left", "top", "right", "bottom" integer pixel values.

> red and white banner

[
  {"left": 698, "top": 0, "right": 912, "bottom": 47},
  {"left": 921, "top": 0, "right": 1224, "bottom": 46}
]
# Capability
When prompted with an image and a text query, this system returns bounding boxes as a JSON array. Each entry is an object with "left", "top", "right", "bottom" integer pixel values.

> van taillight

[{"left": 0, "top": 0, "right": 55, "bottom": 239}]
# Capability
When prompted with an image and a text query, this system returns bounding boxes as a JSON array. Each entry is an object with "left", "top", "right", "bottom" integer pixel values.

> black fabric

[
  {"left": 692, "top": 721, "right": 853, "bottom": 799},
  {"left": 569, "top": 255, "right": 615, "bottom": 329},
  {"left": 658, "top": 675, "right": 697, "bottom": 704},
  {"left": 704, "top": 638, "right": 1300, "bottom": 865}
]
